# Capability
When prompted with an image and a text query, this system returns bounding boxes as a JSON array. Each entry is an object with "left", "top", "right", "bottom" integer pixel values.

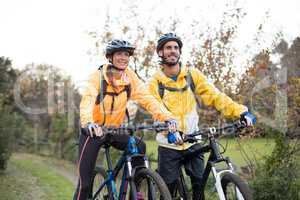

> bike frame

[
  {"left": 179, "top": 124, "right": 246, "bottom": 200},
  {"left": 200, "top": 139, "right": 235, "bottom": 200},
  {"left": 92, "top": 135, "right": 150, "bottom": 200}
]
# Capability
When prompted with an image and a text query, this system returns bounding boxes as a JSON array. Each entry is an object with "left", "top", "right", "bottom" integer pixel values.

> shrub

[{"left": 250, "top": 132, "right": 300, "bottom": 200}]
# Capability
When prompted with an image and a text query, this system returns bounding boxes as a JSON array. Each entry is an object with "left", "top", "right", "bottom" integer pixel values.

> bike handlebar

[
  {"left": 183, "top": 120, "right": 247, "bottom": 143},
  {"left": 81, "top": 122, "right": 169, "bottom": 136},
  {"left": 82, "top": 121, "right": 247, "bottom": 139},
  {"left": 103, "top": 123, "right": 169, "bottom": 134}
]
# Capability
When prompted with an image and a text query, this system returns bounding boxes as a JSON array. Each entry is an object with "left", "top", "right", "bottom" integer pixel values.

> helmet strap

[{"left": 108, "top": 62, "right": 126, "bottom": 72}]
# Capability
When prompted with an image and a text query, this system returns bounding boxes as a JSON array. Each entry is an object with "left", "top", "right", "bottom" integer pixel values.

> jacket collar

[
  {"left": 102, "top": 64, "right": 130, "bottom": 86},
  {"left": 155, "top": 66, "right": 189, "bottom": 84}
]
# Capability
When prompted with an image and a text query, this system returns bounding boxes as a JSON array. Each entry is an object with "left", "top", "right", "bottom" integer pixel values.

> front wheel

[
  {"left": 134, "top": 168, "right": 172, "bottom": 200},
  {"left": 221, "top": 172, "right": 252, "bottom": 200},
  {"left": 90, "top": 166, "right": 115, "bottom": 200}
]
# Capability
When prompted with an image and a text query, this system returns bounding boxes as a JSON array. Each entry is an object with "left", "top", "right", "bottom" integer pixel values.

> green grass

[
  {"left": 145, "top": 138, "right": 275, "bottom": 167},
  {"left": 0, "top": 139, "right": 276, "bottom": 200},
  {"left": 145, "top": 138, "right": 276, "bottom": 199},
  {"left": 1, "top": 154, "right": 75, "bottom": 200},
  {"left": 0, "top": 164, "right": 42, "bottom": 200}
]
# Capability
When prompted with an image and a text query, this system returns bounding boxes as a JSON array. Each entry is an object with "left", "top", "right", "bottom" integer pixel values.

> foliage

[
  {"left": 187, "top": 7, "right": 248, "bottom": 126},
  {"left": 189, "top": 7, "right": 246, "bottom": 93},
  {"left": 0, "top": 110, "right": 14, "bottom": 170},
  {"left": 250, "top": 132, "right": 300, "bottom": 200},
  {"left": 86, "top": 4, "right": 261, "bottom": 126},
  {"left": 0, "top": 57, "right": 21, "bottom": 170},
  {"left": 1, "top": 3, "right": 299, "bottom": 199},
  {"left": 238, "top": 37, "right": 300, "bottom": 138},
  {"left": 0, "top": 62, "right": 81, "bottom": 163},
  {"left": 15, "top": 64, "right": 81, "bottom": 160},
  {"left": 237, "top": 37, "right": 300, "bottom": 199}
]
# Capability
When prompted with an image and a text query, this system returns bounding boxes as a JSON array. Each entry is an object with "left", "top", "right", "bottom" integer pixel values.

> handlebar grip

[
  {"left": 234, "top": 120, "right": 247, "bottom": 129},
  {"left": 81, "top": 127, "right": 95, "bottom": 136}
]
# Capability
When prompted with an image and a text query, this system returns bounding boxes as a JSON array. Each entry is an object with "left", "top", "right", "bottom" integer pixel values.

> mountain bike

[
  {"left": 88, "top": 123, "right": 172, "bottom": 200},
  {"left": 172, "top": 121, "right": 252, "bottom": 200}
]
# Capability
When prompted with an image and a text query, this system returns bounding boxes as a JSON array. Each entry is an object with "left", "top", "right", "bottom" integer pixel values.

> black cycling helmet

[
  {"left": 156, "top": 33, "right": 183, "bottom": 53},
  {"left": 105, "top": 39, "right": 135, "bottom": 58}
]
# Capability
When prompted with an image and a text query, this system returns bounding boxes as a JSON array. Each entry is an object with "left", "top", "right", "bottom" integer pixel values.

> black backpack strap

[
  {"left": 164, "top": 85, "right": 189, "bottom": 92},
  {"left": 108, "top": 85, "right": 131, "bottom": 115},
  {"left": 95, "top": 66, "right": 108, "bottom": 105},
  {"left": 185, "top": 71, "right": 195, "bottom": 93},
  {"left": 158, "top": 81, "right": 189, "bottom": 99},
  {"left": 158, "top": 81, "right": 165, "bottom": 99},
  {"left": 125, "top": 84, "right": 131, "bottom": 99},
  {"left": 95, "top": 65, "right": 107, "bottom": 125},
  {"left": 185, "top": 70, "right": 201, "bottom": 109},
  {"left": 125, "top": 84, "right": 132, "bottom": 124},
  {"left": 157, "top": 81, "right": 170, "bottom": 112},
  {"left": 95, "top": 64, "right": 132, "bottom": 124},
  {"left": 125, "top": 108, "right": 130, "bottom": 124}
]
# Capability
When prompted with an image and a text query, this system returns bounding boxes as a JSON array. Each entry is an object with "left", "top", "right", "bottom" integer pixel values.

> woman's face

[{"left": 112, "top": 51, "right": 130, "bottom": 70}]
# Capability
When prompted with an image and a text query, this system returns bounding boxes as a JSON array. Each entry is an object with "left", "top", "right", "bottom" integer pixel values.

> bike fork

[
  {"left": 212, "top": 164, "right": 244, "bottom": 200},
  {"left": 211, "top": 166, "right": 231, "bottom": 200}
]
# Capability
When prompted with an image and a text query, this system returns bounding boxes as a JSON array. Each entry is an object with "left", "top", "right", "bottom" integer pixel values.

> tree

[
  {"left": 237, "top": 37, "right": 300, "bottom": 199},
  {"left": 0, "top": 57, "right": 22, "bottom": 169},
  {"left": 187, "top": 7, "right": 247, "bottom": 126},
  {"left": 14, "top": 64, "right": 80, "bottom": 159},
  {"left": 238, "top": 38, "right": 300, "bottom": 138}
]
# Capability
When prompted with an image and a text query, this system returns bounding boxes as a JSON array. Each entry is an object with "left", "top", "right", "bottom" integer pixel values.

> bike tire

[
  {"left": 90, "top": 166, "right": 115, "bottom": 200},
  {"left": 134, "top": 168, "right": 172, "bottom": 200},
  {"left": 221, "top": 172, "right": 252, "bottom": 200},
  {"left": 172, "top": 172, "right": 190, "bottom": 200}
]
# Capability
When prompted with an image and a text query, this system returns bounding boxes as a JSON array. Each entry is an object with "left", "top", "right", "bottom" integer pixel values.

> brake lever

[
  {"left": 153, "top": 123, "right": 168, "bottom": 132},
  {"left": 235, "top": 120, "right": 247, "bottom": 130}
]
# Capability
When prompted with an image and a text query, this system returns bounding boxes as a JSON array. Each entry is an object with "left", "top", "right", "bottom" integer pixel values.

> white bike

[{"left": 172, "top": 121, "right": 252, "bottom": 200}]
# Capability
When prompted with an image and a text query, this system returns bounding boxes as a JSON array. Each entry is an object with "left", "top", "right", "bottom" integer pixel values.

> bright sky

[{"left": 1, "top": 0, "right": 300, "bottom": 86}]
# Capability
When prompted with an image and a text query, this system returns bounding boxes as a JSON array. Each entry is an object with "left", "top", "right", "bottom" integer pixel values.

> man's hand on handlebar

[
  {"left": 240, "top": 111, "right": 256, "bottom": 126},
  {"left": 164, "top": 119, "right": 183, "bottom": 145},
  {"left": 167, "top": 131, "right": 183, "bottom": 145}
]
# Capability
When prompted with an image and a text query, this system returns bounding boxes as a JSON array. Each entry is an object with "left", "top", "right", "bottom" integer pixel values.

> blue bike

[{"left": 88, "top": 123, "right": 172, "bottom": 200}]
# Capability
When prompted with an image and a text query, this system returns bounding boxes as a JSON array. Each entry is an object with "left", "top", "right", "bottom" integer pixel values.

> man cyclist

[
  {"left": 73, "top": 39, "right": 177, "bottom": 200},
  {"left": 147, "top": 33, "right": 256, "bottom": 200}
]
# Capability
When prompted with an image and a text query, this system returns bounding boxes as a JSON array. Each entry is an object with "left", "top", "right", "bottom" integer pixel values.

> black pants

[
  {"left": 73, "top": 132, "right": 146, "bottom": 200},
  {"left": 158, "top": 144, "right": 205, "bottom": 200}
]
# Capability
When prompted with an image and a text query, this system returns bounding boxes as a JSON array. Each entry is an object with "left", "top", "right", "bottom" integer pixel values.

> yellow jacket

[
  {"left": 80, "top": 64, "right": 173, "bottom": 127},
  {"left": 148, "top": 66, "right": 248, "bottom": 150}
]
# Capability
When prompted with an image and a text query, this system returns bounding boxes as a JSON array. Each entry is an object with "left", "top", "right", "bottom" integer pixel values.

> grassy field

[
  {"left": 0, "top": 138, "right": 275, "bottom": 200},
  {"left": 0, "top": 153, "right": 76, "bottom": 200},
  {"left": 145, "top": 138, "right": 275, "bottom": 168}
]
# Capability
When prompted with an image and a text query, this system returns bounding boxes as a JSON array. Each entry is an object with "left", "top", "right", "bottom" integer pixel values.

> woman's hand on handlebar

[{"left": 85, "top": 122, "right": 103, "bottom": 137}]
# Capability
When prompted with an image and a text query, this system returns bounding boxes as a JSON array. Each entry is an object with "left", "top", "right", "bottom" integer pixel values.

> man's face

[
  {"left": 111, "top": 51, "right": 130, "bottom": 70},
  {"left": 158, "top": 41, "right": 181, "bottom": 66}
]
